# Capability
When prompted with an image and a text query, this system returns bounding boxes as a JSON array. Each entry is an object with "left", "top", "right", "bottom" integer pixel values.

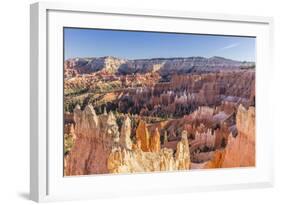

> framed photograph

[{"left": 30, "top": 2, "right": 274, "bottom": 202}]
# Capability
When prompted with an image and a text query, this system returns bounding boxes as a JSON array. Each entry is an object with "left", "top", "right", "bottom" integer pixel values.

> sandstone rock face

[
  {"left": 73, "top": 105, "right": 99, "bottom": 139},
  {"left": 175, "top": 131, "right": 191, "bottom": 170},
  {"left": 221, "top": 105, "right": 255, "bottom": 167},
  {"left": 136, "top": 120, "right": 161, "bottom": 152},
  {"left": 120, "top": 115, "right": 132, "bottom": 150},
  {"left": 136, "top": 120, "right": 151, "bottom": 152},
  {"left": 64, "top": 104, "right": 119, "bottom": 175},
  {"left": 204, "top": 105, "right": 255, "bottom": 169},
  {"left": 107, "top": 147, "right": 176, "bottom": 173},
  {"left": 236, "top": 105, "right": 255, "bottom": 142},
  {"left": 204, "top": 150, "right": 225, "bottom": 168},
  {"left": 150, "top": 128, "right": 161, "bottom": 152},
  {"left": 107, "top": 131, "right": 191, "bottom": 173}
]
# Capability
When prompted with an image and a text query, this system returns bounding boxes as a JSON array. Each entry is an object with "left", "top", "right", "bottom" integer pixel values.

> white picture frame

[{"left": 30, "top": 1, "right": 274, "bottom": 202}]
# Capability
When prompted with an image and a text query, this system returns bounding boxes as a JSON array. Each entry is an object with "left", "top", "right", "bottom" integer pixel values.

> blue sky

[{"left": 64, "top": 28, "right": 255, "bottom": 62}]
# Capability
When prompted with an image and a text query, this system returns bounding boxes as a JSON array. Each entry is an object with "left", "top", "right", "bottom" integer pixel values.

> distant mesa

[{"left": 64, "top": 56, "right": 255, "bottom": 78}]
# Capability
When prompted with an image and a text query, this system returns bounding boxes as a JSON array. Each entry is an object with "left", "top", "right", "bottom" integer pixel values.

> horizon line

[{"left": 64, "top": 55, "right": 256, "bottom": 63}]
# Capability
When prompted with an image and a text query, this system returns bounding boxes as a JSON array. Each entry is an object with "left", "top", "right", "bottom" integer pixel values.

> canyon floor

[{"left": 63, "top": 56, "right": 255, "bottom": 176}]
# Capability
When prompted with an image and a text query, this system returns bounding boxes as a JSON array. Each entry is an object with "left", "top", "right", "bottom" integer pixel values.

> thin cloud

[{"left": 220, "top": 43, "right": 240, "bottom": 51}]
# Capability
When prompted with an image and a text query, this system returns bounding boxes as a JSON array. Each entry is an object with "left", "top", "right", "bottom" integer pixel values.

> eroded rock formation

[
  {"left": 64, "top": 104, "right": 119, "bottom": 175},
  {"left": 204, "top": 104, "right": 255, "bottom": 168},
  {"left": 64, "top": 55, "right": 256, "bottom": 174},
  {"left": 136, "top": 120, "right": 151, "bottom": 152},
  {"left": 120, "top": 115, "right": 132, "bottom": 150},
  {"left": 175, "top": 131, "right": 191, "bottom": 170},
  {"left": 115, "top": 70, "right": 255, "bottom": 119},
  {"left": 65, "top": 105, "right": 191, "bottom": 175},
  {"left": 150, "top": 128, "right": 161, "bottom": 152},
  {"left": 107, "top": 130, "right": 191, "bottom": 173},
  {"left": 221, "top": 105, "right": 255, "bottom": 167}
]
